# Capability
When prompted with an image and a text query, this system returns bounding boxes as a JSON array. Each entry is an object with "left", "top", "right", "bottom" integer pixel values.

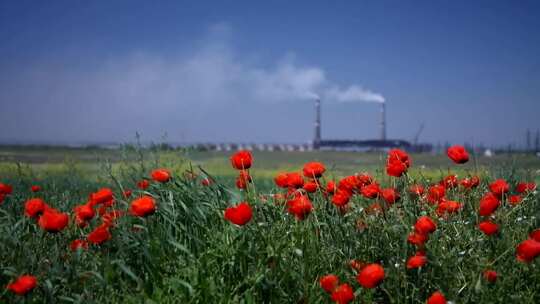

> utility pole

[
  {"left": 526, "top": 129, "right": 531, "bottom": 152},
  {"left": 534, "top": 130, "right": 540, "bottom": 153}
]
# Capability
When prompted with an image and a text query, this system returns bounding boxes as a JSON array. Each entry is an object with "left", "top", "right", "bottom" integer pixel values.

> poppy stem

[{"left": 488, "top": 247, "right": 513, "bottom": 266}]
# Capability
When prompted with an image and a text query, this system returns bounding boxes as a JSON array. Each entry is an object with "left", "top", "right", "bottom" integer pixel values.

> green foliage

[{"left": 0, "top": 149, "right": 539, "bottom": 303}]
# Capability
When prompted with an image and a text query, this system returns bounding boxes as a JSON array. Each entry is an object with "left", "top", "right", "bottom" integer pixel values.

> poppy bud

[{"left": 483, "top": 269, "right": 498, "bottom": 283}]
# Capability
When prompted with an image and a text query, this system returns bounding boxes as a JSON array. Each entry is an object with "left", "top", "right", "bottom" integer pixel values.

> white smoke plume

[{"left": 325, "top": 85, "right": 385, "bottom": 103}]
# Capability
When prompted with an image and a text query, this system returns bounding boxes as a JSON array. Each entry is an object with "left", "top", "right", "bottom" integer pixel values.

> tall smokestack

[
  {"left": 314, "top": 98, "right": 321, "bottom": 149},
  {"left": 380, "top": 102, "right": 386, "bottom": 141}
]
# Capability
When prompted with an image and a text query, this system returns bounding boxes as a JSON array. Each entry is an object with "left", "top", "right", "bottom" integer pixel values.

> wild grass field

[{"left": 1, "top": 146, "right": 540, "bottom": 303}]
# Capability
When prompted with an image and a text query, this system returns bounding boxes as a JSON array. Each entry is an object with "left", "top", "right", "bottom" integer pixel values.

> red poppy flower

[
  {"left": 516, "top": 239, "right": 540, "bottom": 262},
  {"left": 479, "top": 192, "right": 501, "bottom": 216},
  {"left": 87, "top": 224, "right": 112, "bottom": 245},
  {"left": 447, "top": 145, "right": 469, "bottom": 164},
  {"left": 388, "top": 149, "right": 411, "bottom": 167},
  {"left": 90, "top": 188, "right": 114, "bottom": 205},
  {"left": 137, "top": 179, "right": 150, "bottom": 190},
  {"left": 331, "top": 283, "right": 355, "bottom": 304},
  {"left": 326, "top": 180, "right": 337, "bottom": 194},
  {"left": 286, "top": 172, "right": 304, "bottom": 189},
  {"left": 441, "top": 175, "right": 458, "bottom": 189},
  {"left": 303, "top": 161, "right": 325, "bottom": 178},
  {"left": 427, "top": 185, "right": 445, "bottom": 204},
  {"left": 70, "top": 239, "right": 89, "bottom": 251},
  {"left": 338, "top": 176, "right": 359, "bottom": 193},
  {"left": 30, "top": 185, "right": 41, "bottom": 192},
  {"left": 436, "top": 200, "right": 462, "bottom": 216},
  {"left": 151, "top": 168, "right": 171, "bottom": 183},
  {"left": 287, "top": 195, "right": 313, "bottom": 220},
  {"left": 357, "top": 263, "right": 385, "bottom": 289},
  {"left": 408, "top": 232, "right": 428, "bottom": 246},
  {"left": 470, "top": 176, "right": 480, "bottom": 187},
  {"left": 381, "top": 188, "right": 400, "bottom": 205},
  {"left": 483, "top": 269, "right": 497, "bottom": 283},
  {"left": 122, "top": 189, "right": 133, "bottom": 198},
  {"left": 516, "top": 182, "right": 536, "bottom": 194},
  {"left": 386, "top": 149, "right": 411, "bottom": 177},
  {"left": 230, "top": 150, "right": 253, "bottom": 170},
  {"left": 320, "top": 274, "right": 339, "bottom": 293},
  {"left": 386, "top": 160, "right": 407, "bottom": 177},
  {"left": 426, "top": 291, "right": 446, "bottom": 304},
  {"left": 0, "top": 183, "right": 13, "bottom": 195},
  {"left": 102, "top": 210, "right": 123, "bottom": 227},
  {"left": 361, "top": 183, "right": 380, "bottom": 199},
  {"left": 274, "top": 172, "right": 289, "bottom": 188},
  {"left": 130, "top": 195, "right": 156, "bottom": 217},
  {"left": 461, "top": 176, "right": 481, "bottom": 190},
  {"left": 409, "top": 184, "right": 424, "bottom": 197},
  {"left": 478, "top": 221, "right": 499, "bottom": 235},
  {"left": 530, "top": 229, "right": 540, "bottom": 242},
  {"left": 415, "top": 216, "right": 437, "bottom": 235},
  {"left": 489, "top": 179, "right": 509, "bottom": 197},
  {"left": 7, "top": 275, "right": 37, "bottom": 295},
  {"left": 332, "top": 189, "right": 351, "bottom": 206},
  {"left": 224, "top": 202, "right": 253, "bottom": 226},
  {"left": 303, "top": 181, "right": 318, "bottom": 193},
  {"left": 74, "top": 203, "right": 95, "bottom": 221},
  {"left": 38, "top": 209, "right": 69, "bottom": 233},
  {"left": 459, "top": 177, "right": 476, "bottom": 189},
  {"left": 406, "top": 252, "right": 427, "bottom": 269},
  {"left": 509, "top": 195, "right": 522, "bottom": 206},
  {"left": 24, "top": 198, "right": 47, "bottom": 218},
  {"left": 357, "top": 173, "right": 374, "bottom": 188}
]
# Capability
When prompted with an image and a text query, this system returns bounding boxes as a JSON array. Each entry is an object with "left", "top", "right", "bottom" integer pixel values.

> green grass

[
  {"left": 2, "top": 146, "right": 540, "bottom": 180},
  {"left": 0, "top": 146, "right": 539, "bottom": 303}
]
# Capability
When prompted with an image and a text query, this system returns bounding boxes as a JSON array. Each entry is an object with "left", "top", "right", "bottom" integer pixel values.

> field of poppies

[{"left": 1, "top": 146, "right": 540, "bottom": 303}]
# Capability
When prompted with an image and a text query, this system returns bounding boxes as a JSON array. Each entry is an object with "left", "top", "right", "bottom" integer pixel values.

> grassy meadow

[{"left": 1, "top": 145, "right": 539, "bottom": 303}]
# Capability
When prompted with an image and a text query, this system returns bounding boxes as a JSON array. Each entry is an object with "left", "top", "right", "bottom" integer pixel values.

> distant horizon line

[{"left": 0, "top": 139, "right": 531, "bottom": 150}]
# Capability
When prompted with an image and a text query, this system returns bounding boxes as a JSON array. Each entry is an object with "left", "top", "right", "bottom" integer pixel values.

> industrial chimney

[
  {"left": 313, "top": 98, "right": 321, "bottom": 149},
  {"left": 380, "top": 102, "right": 387, "bottom": 141}
]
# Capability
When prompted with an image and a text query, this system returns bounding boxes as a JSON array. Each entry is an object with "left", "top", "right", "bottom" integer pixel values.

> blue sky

[{"left": 1, "top": 0, "right": 539, "bottom": 147}]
